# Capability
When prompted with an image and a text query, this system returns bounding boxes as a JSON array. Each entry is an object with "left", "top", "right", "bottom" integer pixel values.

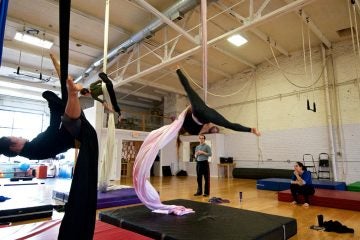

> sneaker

[
  {"left": 291, "top": 201, "right": 297, "bottom": 205},
  {"left": 193, "top": 193, "right": 202, "bottom": 196},
  {"left": 303, "top": 203, "right": 309, "bottom": 207},
  {"left": 203, "top": 194, "right": 209, "bottom": 197}
]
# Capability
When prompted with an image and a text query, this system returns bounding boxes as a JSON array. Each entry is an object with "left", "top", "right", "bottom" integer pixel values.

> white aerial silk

[
  {"left": 98, "top": 83, "right": 116, "bottom": 192},
  {"left": 133, "top": 107, "right": 194, "bottom": 215}
]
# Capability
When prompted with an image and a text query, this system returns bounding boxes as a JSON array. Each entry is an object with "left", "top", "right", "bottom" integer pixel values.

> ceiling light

[
  {"left": 14, "top": 32, "right": 53, "bottom": 49},
  {"left": 227, "top": 34, "right": 247, "bottom": 47}
]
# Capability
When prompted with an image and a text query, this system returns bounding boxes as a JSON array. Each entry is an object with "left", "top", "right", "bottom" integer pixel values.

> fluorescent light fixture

[
  {"left": 227, "top": 34, "right": 247, "bottom": 47},
  {"left": 14, "top": 32, "right": 53, "bottom": 49}
]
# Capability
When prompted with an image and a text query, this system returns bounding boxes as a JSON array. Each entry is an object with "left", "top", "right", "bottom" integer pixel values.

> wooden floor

[
  {"left": 118, "top": 176, "right": 359, "bottom": 240},
  {"left": 3, "top": 176, "right": 359, "bottom": 240}
]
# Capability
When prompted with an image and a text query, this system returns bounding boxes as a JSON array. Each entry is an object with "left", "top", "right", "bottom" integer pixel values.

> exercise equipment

[{"left": 100, "top": 199, "right": 297, "bottom": 240}]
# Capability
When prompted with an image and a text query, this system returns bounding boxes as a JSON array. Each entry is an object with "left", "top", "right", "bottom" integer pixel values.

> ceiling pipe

[{"left": 74, "top": 0, "right": 207, "bottom": 83}]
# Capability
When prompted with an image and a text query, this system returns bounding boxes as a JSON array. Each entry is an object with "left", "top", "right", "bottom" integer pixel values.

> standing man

[{"left": 194, "top": 134, "right": 212, "bottom": 197}]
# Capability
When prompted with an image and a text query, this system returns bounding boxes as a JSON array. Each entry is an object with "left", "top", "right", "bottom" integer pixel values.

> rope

[
  {"left": 182, "top": 67, "right": 253, "bottom": 98},
  {"left": 254, "top": 72, "right": 263, "bottom": 165},
  {"left": 267, "top": 44, "right": 326, "bottom": 89},
  {"left": 201, "top": 0, "right": 208, "bottom": 103},
  {"left": 98, "top": 0, "right": 116, "bottom": 192},
  {"left": 349, "top": 1, "right": 360, "bottom": 102},
  {"left": 301, "top": 14, "right": 308, "bottom": 84},
  {"left": 307, "top": 19, "right": 316, "bottom": 101}
]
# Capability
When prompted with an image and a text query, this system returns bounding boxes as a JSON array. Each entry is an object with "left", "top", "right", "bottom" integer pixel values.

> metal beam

[
  {"left": 250, "top": 28, "right": 289, "bottom": 56},
  {"left": 117, "top": 88, "right": 162, "bottom": 101},
  {"left": 113, "top": 0, "right": 315, "bottom": 87},
  {"left": 284, "top": 0, "right": 331, "bottom": 48},
  {"left": 119, "top": 99, "right": 153, "bottom": 109},
  {"left": 212, "top": 45, "right": 256, "bottom": 68},
  {"left": 44, "top": 0, "right": 130, "bottom": 37},
  {"left": 213, "top": 2, "right": 289, "bottom": 56},
  {"left": 134, "top": 0, "right": 199, "bottom": 45},
  {"left": 0, "top": 75, "right": 60, "bottom": 92}
]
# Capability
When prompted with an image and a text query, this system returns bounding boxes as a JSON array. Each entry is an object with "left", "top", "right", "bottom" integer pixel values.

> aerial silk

[
  {"left": 57, "top": 1, "right": 99, "bottom": 239},
  {"left": 133, "top": 107, "right": 194, "bottom": 216},
  {"left": 98, "top": 0, "right": 117, "bottom": 193},
  {"left": 0, "top": 0, "right": 9, "bottom": 66},
  {"left": 98, "top": 84, "right": 116, "bottom": 192},
  {"left": 58, "top": 113, "right": 99, "bottom": 240}
]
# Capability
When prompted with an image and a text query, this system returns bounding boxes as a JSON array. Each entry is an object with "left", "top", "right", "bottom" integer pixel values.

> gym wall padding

[{"left": 233, "top": 168, "right": 293, "bottom": 179}]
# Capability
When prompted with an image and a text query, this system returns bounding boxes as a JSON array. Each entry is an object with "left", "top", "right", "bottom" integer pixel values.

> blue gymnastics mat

[{"left": 257, "top": 178, "right": 346, "bottom": 191}]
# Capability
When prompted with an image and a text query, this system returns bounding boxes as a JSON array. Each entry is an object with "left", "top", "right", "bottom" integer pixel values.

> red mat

[
  {"left": 0, "top": 220, "right": 153, "bottom": 240},
  {"left": 278, "top": 189, "right": 360, "bottom": 211}
]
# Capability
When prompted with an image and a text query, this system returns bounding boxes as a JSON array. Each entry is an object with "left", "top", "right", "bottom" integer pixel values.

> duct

[{"left": 75, "top": 0, "right": 203, "bottom": 83}]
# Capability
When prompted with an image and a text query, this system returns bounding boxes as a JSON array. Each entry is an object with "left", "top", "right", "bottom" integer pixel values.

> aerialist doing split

[
  {"left": 176, "top": 67, "right": 261, "bottom": 136},
  {"left": 80, "top": 72, "right": 121, "bottom": 121}
]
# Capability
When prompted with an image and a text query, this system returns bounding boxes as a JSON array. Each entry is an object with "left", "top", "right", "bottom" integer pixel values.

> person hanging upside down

[
  {"left": 176, "top": 67, "right": 261, "bottom": 136},
  {"left": 80, "top": 72, "right": 121, "bottom": 121},
  {"left": 0, "top": 77, "right": 85, "bottom": 159}
]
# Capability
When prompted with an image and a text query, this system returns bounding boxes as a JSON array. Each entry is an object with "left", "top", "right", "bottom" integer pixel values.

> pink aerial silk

[{"left": 133, "top": 107, "right": 194, "bottom": 215}]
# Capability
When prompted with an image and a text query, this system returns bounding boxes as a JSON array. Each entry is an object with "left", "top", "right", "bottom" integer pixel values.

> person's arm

[
  {"left": 292, "top": 171, "right": 305, "bottom": 185},
  {"left": 206, "top": 145, "right": 212, "bottom": 157},
  {"left": 62, "top": 77, "right": 82, "bottom": 138},
  {"left": 290, "top": 173, "right": 297, "bottom": 184},
  {"left": 301, "top": 171, "right": 312, "bottom": 185}
]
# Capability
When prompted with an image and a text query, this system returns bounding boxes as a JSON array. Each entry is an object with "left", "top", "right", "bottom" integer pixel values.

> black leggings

[
  {"left": 99, "top": 72, "right": 121, "bottom": 114},
  {"left": 176, "top": 69, "right": 251, "bottom": 132},
  {"left": 20, "top": 91, "right": 75, "bottom": 160},
  {"left": 290, "top": 184, "right": 315, "bottom": 204}
]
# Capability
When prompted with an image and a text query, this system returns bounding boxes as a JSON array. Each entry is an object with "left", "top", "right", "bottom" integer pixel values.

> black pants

[
  {"left": 290, "top": 184, "right": 315, "bottom": 204},
  {"left": 196, "top": 161, "right": 210, "bottom": 195},
  {"left": 20, "top": 91, "right": 75, "bottom": 160},
  {"left": 176, "top": 69, "right": 251, "bottom": 133},
  {"left": 99, "top": 72, "right": 121, "bottom": 114}
]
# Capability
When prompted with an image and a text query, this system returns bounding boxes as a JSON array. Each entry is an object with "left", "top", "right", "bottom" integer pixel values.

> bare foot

[
  {"left": 251, "top": 128, "right": 261, "bottom": 136},
  {"left": 67, "top": 77, "right": 83, "bottom": 95}
]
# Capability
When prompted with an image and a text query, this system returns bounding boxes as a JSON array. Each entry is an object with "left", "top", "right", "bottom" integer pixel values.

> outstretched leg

[
  {"left": 99, "top": 72, "right": 121, "bottom": 115},
  {"left": 176, "top": 68, "right": 257, "bottom": 134}
]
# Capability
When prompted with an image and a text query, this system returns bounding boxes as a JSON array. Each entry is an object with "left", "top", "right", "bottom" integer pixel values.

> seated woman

[
  {"left": 290, "top": 161, "right": 315, "bottom": 207},
  {"left": 80, "top": 72, "right": 121, "bottom": 121},
  {"left": 176, "top": 67, "right": 260, "bottom": 136}
]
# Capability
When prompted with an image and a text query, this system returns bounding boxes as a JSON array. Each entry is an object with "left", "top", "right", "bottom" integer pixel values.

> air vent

[{"left": 336, "top": 27, "right": 355, "bottom": 38}]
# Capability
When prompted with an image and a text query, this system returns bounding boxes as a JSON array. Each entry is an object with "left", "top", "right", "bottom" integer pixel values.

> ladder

[
  {"left": 302, "top": 154, "right": 317, "bottom": 179},
  {"left": 318, "top": 153, "right": 331, "bottom": 180}
]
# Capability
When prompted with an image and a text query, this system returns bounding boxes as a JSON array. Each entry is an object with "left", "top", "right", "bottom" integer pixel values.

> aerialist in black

[
  {"left": 0, "top": 92, "right": 77, "bottom": 159},
  {"left": 176, "top": 67, "right": 261, "bottom": 136},
  {"left": 0, "top": 77, "right": 99, "bottom": 240}
]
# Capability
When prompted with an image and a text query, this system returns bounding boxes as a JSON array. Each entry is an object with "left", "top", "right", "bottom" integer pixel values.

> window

[{"left": 0, "top": 109, "right": 48, "bottom": 163}]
